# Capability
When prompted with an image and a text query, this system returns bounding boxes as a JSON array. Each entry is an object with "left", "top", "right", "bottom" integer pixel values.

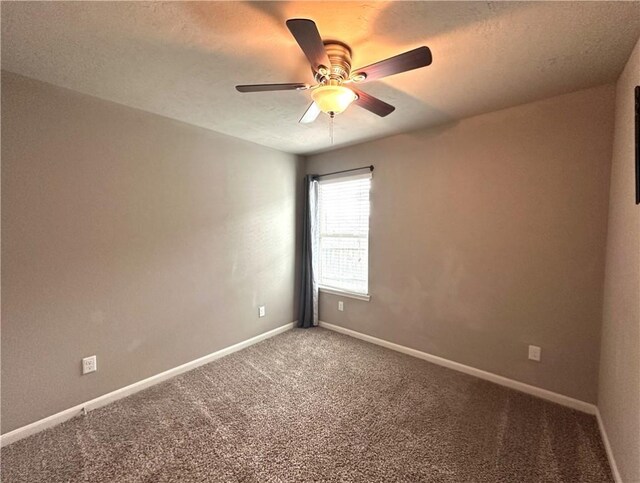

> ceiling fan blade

[
  {"left": 286, "top": 19, "right": 331, "bottom": 72},
  {"left": 299, "top": 102, "right": 321, "bottom": 124},
  {"left": 351, "top": 88, "right": 395, "bottom": 117},
  {"left": 352, "top": 46, "right": 432, "bottom": 82},
  {"left": 236, "top": 83, "right": 309, "bottom": 93}
]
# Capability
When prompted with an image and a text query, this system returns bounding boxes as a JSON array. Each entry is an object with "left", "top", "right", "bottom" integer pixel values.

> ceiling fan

[{"left": 235, "top": 19, "right": 432, "bottom": 124}]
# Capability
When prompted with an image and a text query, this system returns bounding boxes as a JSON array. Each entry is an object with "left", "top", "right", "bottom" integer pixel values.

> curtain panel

[{"left": 297, "top": 175, "right": 319, "bottom": 328}]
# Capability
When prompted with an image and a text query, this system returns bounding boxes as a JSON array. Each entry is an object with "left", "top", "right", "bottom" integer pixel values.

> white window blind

[{"left": 317, "top": 173, "right": 371, "bottom": 295}]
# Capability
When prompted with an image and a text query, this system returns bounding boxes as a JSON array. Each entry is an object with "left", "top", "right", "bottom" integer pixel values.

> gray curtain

[{"left": 298, "top": 175, "right": 319, "bottom": 328}]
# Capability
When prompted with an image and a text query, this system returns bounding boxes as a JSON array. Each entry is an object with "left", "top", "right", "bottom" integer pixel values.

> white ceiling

[{"left": 2, "top": 1, "right": 640, "bottom": 154}]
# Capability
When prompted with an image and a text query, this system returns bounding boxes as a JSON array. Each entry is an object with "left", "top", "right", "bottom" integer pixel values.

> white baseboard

[
  {"left": 596, "top": 409, "right": 623, "bottom": 483},
  {"left": 1, "top": 321, "right": 296, "bottom": 447},
  {"left": 318, "top": 321, "right": 597, "bottom": 415}
]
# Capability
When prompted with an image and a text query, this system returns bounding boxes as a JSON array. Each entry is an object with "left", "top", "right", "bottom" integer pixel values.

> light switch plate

[{"left": 258, "top": 305, "right": 266, "bottom": 318}]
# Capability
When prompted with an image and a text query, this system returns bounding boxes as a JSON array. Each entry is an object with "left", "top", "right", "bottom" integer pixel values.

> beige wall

[
  {"left": 307, "top": 85, "right": 615, "bottom": 404},
  {"left": 598, "top": 37, "right": 640, "bottom": 483},
  {"left": 1, "top": 72, "right": 302, "bottom": 434}
]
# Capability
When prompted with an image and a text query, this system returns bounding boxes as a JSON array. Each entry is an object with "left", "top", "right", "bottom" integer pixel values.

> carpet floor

[{"left": 1, "top": 327, "right": 613, "bottom": 482}]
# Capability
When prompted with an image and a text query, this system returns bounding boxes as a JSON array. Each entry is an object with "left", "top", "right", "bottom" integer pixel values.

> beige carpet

[{"left": 1, "top": 328, "right": 612, "bottom": 482}]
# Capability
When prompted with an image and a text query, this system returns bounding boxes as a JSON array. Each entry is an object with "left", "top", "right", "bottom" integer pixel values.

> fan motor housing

[{"left": 321, "top": 41, "right": 352, "bottom": 82}]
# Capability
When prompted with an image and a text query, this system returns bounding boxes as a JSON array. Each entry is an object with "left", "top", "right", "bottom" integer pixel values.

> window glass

[{"left": 317, "top": 174, "right": 370, "bottom": 295}]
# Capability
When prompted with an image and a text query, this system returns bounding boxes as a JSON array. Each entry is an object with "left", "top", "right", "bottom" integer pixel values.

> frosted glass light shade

[{"left": 311, "top": 85, "right": 357, "bottom": 115}]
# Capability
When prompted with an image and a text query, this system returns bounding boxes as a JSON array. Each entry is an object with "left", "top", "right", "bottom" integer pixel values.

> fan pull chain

[{"left": 329, "top": 115, "right": 334, "bottom": 145}]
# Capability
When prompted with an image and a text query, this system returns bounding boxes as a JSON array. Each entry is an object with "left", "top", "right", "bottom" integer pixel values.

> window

[{"left": 317, "top": 173, "right": 371, "bottom": 296}]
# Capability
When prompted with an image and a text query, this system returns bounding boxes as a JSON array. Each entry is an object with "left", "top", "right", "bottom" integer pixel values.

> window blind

[{"left": 317, "top": 173, "right": 371, "bottom": 295}]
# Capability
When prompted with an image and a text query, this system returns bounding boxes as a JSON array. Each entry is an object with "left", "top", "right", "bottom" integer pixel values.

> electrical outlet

[
  {"left": 82, "top": 355, "right": 97, "bottom": 375},
  {"left": 528, "top": 345, "right": 541, "bottom": 362},
  {"left": 338, "top": 301, "right": 344, "bottom": 312},
  {"left": 258, "top": 305, "right": 266, "bottom": 318}
]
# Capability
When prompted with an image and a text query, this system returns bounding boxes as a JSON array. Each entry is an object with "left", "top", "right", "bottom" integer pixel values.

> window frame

[{"left": 316, "top": 172, "right": 371, "bottom": 301}]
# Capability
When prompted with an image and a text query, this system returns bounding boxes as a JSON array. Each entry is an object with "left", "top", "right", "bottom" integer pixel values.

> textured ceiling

[{"left": 2, "top": 1, "right": 640, "bottom": 154}]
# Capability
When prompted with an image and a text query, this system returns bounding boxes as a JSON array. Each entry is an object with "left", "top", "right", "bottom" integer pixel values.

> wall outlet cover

[
  {"left": 258, "top": 305, "right": 266, "bottom": 318},
  {"left": 338, "top": 301, "right": 344, "bottom": 311},
  {"left": 82, "top": 355, "right": 97, "bottom": 374},
  {"left": 528, "top": 345, "right": 541, "bottom": 362}
]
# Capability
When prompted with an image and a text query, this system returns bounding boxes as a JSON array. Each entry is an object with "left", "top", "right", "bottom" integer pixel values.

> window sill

[{"left": 318, "top": 286, "right": 371, "bottom": 302}]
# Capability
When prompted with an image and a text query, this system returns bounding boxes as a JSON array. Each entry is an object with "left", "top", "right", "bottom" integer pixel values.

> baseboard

[
  {"left": 318, "top": 321, "right": 597, "bottom": 415},
  {"left": 596, "top": 409, "right": 623, "bottom": 483},
  {"left": 1, "top": 321, "right": 296, "bottom": 447}
]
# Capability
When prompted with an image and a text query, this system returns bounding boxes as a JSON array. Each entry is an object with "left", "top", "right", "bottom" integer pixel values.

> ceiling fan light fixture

[
  {"left": 236, "top": 19, "right": 433, "bottom": 124},
  {"left": 311, "top": 85, "right": 357, "bottom": 115}
]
